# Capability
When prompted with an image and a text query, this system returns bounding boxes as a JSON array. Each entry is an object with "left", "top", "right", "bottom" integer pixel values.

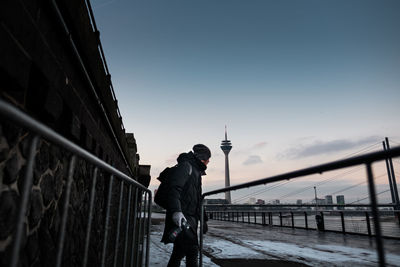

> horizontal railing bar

[
  {"left": 203, "top": 147, "right": 400, "bottom": 197},
  {"left": 0, "top": 99, "right": 150, "bottom": 194},
  {"left": 207, "top": 209, "right": 398, "bottom": 214},
  {"left": 204, "top": 204, "right": 397, "bottom": 208}
]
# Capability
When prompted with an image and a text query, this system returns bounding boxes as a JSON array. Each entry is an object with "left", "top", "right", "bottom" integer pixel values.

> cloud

[
  {"left": 279, "top": 136, "right": 380, "bottom": 159},
  {"left": 252, "top": 142, "right": 268, "bottom": 149},
  {"left": 235, "top": 142, "right": 268, "bottom": 154},
  {"left": 243, "top": 155, "right": 263, "bottom": 165}
]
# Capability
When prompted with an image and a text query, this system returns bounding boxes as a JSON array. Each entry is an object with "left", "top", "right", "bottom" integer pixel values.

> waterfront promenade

[{"left": 150, "top": 212, "right": 400, "bottom": 266}]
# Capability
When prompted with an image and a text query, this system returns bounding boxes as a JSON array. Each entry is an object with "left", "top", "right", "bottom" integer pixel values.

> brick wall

[{"left": 0, "top": 0, "right": 149, "bottom": 266}]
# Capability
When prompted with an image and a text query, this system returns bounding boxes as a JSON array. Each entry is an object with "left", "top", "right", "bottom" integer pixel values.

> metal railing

[
  {"left": 205, "top": 204, "right": 400, "bottom": 239},
  {"left": 0, "top": 99, "right": 152, "bottom": 267},
  {"left": 200, "top": 145, "right": 400, "bottom": 267}
]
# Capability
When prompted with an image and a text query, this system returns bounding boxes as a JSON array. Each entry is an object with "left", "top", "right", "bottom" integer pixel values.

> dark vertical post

[
  {"left": 262, "top": 212, "right": 266, "bottom": 225},
  {"left": 130, "top": 188, "right": 139, "bottom": 267},
  {"left": 55, "top": 156, "right": 77, "bottom": 267},
  {"left": 254, "top": 212, "right": 257, "bottom": 224},
  {"left": 200, "top": 199, "right": 204, "bottom": 267},
  {"left": 248, "top": 212, "right": 250, "bottom": 223},
  {"left": 135, "top": 192, "right": 144, "bottom": 267},
  {"left": 304, "top": 212, "right": 308, "bottom": 229},
  {"left": 320, "top": 212, "right": 325, "bottom": 231},
  {"left": 385, "top": 138, "right": 400, "bottom": 224},
  {"left": 383, "top": 142, "right": 396, "bottom": 204},
  {"left": 385, "top": 138, "right": 399, "bottom": 207},
  {"left": 279, "top": 212, "right": 283, "bottom": 226},
  {"left": 122, "top": 185, "right": 132, "bottom": 266},
  {"left": 291, "top": 212, "right": 294, "bottom": 228},
  {"left": 269, "top": 212, "right": 272, "bottom": 225},
  {"left": 366, "top": 163, "right": 385, "bottom": 267},
  {"left": 101, "top": 174, "right": 115, "bottom": 267},
  {"left": 145, "top": 192, "right": 152, "bottom": 267},
  {"left": 366, "top": 212, "right": 372, "bottom": 237},
  {"left": 10, "top": 136, "right": 39, "bottom": 267},
  {"left": 242, "top": 212, "right": 244, "bottom": 223},
  {"left": 340, "top": 212, "right": 345, "bottom": 234},
  {"left": 83, "top": 167, "right": 99, "bottom": 267},
  {"left": 113, "top": 181, "right": 125, "bottom": 267}
]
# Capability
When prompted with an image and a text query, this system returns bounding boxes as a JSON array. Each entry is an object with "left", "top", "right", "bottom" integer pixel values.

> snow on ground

[{"left": 150, "top": 213, "right": 400, "bottom": 267}]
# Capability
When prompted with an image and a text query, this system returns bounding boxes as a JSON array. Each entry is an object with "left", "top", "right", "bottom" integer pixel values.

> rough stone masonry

[{"left": 0, "top": 0, "right": 150, "bottom": 266}]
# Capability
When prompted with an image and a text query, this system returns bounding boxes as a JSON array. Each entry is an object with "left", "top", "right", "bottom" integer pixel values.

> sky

[{"left": 91, "top": 0, "right": 400, "bottom": 204}]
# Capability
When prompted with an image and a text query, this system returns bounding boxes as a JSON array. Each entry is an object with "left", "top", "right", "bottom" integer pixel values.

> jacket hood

[{"left": 177, "top": 152, "right": 207, "bottom": 174}]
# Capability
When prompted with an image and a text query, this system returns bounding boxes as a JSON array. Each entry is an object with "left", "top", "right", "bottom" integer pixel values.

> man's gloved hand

[
  {"left": 172, "top": 212, "right": 186, "bottom": 227},
  {"left": 203, "top": 221, "right": 208, "bottom": 234}
]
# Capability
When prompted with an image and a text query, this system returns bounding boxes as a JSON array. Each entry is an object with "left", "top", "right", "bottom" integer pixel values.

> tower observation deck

[{"left": 220, "top": 126, "right": 232, "bottom": 203}]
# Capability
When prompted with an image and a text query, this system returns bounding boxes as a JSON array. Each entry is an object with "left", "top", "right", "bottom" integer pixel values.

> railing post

[
  {"left": 200, "top": 199, "right": 204, "bottom": 267},
  {"left": 10, "top": 135, "right": 39, "bottom": 267},
  {"left": 340, "top": 212, "right": 345, "bottom": 233},
  {"left": 83, "top": 167, "right": 98, "bottom": 267},
  {"left": 291, "top": 212, "right": 294, "bottom": 228},
  {"left": 279, "top": 212, "right": 283, "bottom": 226},
  {"left": 145, "top": 192, "right": 152, "bottom": 267},
  {"left": 248, "top": 212, "right": 250, "bottom": 223},
  {"left": 269, "top": 212, "right": 272, "bottom": 225},
  {"left": 366, "top": 163, "right": 385, "bottom": 267},
  {"left": 262, "top": 212, "right": 266, "bottom": 225},
  {"left": 304, "top": 212, "right": 308, "bottom": 229},
  {"left": 254, "top": 212, "right": 257, "bottom": 224},
  {"left": 130, "top": 188, "right": 139, "bottom": 267},
  {"left": 55, "top": 156, "right": 77, "bottom": 267},
  {"left": 135, "top": 191, "right": 144, "bottom": 267},
  {"left": 320, "top": 212, "right": 325, "bottom": 231},
  {"left": 242, "top": 212, "right": 244, "bottom": 223},
  {"left": 113, "top": 181, "right": 125, "bottom": 267},
  {"left": 366, "top": 212, "right": 372, "bottom": 237},
  {"left": 101, "top": 174, "right": 114, "bottom": 267},
  {"left": 122, "top": 185, "right": 132, "bottom": 266}
]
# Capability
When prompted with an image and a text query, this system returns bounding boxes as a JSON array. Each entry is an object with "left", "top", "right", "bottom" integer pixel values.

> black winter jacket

[{"left": 161, "top": 152, "right": 206, "bottom": 243}]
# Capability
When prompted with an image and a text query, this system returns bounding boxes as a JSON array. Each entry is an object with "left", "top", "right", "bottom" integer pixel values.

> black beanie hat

[{"left": 193, "top": 144, "right": 211, "bottom": 161}]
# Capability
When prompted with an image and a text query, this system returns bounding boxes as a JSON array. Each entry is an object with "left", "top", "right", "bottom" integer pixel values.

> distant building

[
  {"left": 272, "top": 199, "right": 280, "bottom": 204},
  {"left": 312, "top": 198, "right": 325, "bottom": 205},
  {"left": 256, "top": 199, "right": 265, "bottom": 205},
  {"left": 337, "top": 195, "right": 345, "bottom": 210},
  {"left": 296, "top": 199, "right": 302, "bottom": 205},
  {"left": 248, "top": 197, "right": 256, "bottom": 204},
  {"left": 325, "top": 195, "right": 333, "bottom": 210}
]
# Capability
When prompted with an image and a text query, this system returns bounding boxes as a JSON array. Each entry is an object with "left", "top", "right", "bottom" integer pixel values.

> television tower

[{"left": 221, "top": 126, "right": 232, "bottom": 203}]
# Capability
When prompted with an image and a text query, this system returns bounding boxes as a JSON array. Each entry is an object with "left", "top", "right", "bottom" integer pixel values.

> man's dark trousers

[{"left": 167, "top": 227, "right": 198, "bottom": 267}]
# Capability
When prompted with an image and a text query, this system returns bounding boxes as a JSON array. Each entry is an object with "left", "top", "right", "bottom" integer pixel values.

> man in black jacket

[{"left": 161, "top": 144, "right": 211, "bottom": 267}]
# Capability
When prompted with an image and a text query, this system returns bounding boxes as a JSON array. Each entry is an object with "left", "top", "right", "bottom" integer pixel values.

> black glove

[{"left": 203, "top": 221, "right": 208, "bottom": 234}]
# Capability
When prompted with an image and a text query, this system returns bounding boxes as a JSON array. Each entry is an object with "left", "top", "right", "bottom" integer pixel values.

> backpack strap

[{"left": 188, "top": 163, "right": 192, "bottom": 176}]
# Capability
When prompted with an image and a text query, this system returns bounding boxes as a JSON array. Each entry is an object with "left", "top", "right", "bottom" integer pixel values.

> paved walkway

[{"left": 149, "top": 213, "right": 400, "bottom": 266}]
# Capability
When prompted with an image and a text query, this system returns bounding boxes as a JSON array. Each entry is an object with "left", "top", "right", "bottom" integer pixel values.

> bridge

[{"left": 1, "top": 1, "right": 400, "bottom": 267}]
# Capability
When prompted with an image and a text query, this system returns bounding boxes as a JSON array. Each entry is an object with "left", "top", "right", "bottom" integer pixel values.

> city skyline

[{"left": 91, "top": 0, "right": 400, "bottom": 203}]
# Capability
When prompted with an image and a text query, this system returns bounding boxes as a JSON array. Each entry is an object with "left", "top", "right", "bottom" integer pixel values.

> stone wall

[{"left": 0, "top": 0, "right": 150, "bottom": 266}]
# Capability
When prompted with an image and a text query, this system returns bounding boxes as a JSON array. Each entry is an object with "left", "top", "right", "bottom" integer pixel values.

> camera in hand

[{"left": 168, "top": 218, "right": 190, "bottom": 242}]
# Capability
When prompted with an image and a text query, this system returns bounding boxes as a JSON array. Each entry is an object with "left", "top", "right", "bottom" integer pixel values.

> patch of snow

[
  {"left": 205, "top": 239, "right": 263, "bottom": 258},
  {"left": 316, "top": 244, "right": 400, "bottom": 266}
]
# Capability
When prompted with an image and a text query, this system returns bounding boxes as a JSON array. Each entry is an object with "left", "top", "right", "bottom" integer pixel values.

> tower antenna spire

[{"left": 221, "top": 126, "right": 233, "bottom": 204}]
